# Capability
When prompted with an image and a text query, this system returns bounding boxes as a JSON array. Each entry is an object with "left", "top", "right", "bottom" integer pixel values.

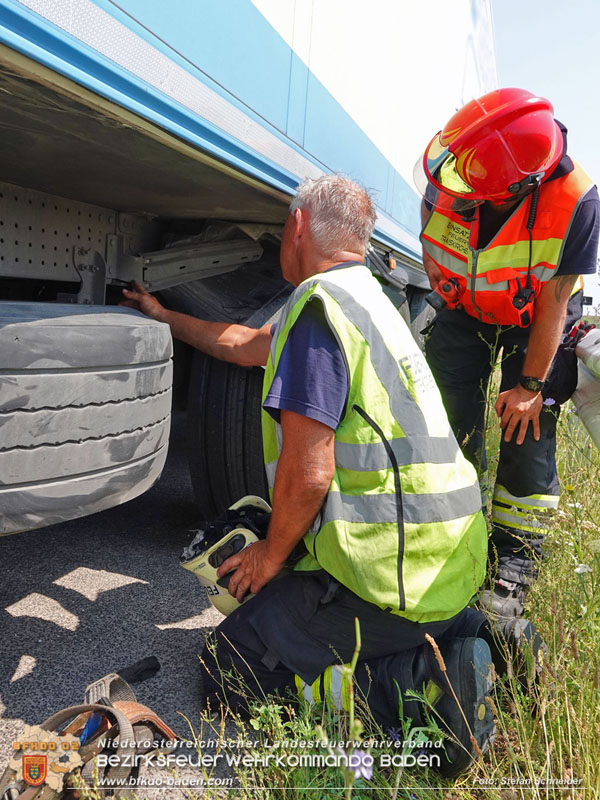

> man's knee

[{"left": 199, "top": 607, "right": 296, "bottom": 714}]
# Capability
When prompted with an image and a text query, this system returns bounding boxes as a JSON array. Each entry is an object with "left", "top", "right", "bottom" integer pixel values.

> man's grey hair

[{"left": 289, "top": 175, "right": 377, "bottom": 257}]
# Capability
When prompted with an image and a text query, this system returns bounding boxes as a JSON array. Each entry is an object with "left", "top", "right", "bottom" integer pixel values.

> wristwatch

[{"left": 519, "top": 375, "right": 546, "bottom": 393}]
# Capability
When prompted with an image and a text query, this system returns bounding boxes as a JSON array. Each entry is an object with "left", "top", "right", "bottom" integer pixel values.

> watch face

[{"left": 520, "top": 376, "right": 544, "bottom": 392}]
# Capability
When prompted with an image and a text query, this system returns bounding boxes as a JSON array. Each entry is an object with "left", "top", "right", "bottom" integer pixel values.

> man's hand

[
  {"left": 121, "top": 281, "right": 167, "bottom": 321},
  {"left": 494, "top": 274, "right": 579, "bottom": 445},
  {"left": 217, "top": 540, "right": 284, "bottom": 603},
  {"left": 495, "top": 385, "right": 543, "bottom": 445},
  {"left": 423, "top": 251, "right": 444, "bottom": 289}
]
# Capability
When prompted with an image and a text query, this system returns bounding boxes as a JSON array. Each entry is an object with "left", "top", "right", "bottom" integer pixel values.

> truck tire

[
  {"left": 0, "top": 303, "right": 172, "bottom": 535},
  {"left": 186, "top": 352, "right": 267, "bottom": 520}
]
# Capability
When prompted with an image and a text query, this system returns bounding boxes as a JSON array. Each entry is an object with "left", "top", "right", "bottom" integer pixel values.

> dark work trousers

[
  {"left": 425, "top": 293, "right": 583, "bottom": 584},
  {"left": 200, "top": 570, "right": 481, "bottom": 714}
]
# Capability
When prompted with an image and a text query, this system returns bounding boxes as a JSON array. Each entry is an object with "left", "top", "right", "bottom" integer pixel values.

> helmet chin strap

[
  {"left": 507, "top": 171, "right": 545, "bottom": 197},
  {"left": 487, "top": 172, "right": 544, "bottom": 209}
]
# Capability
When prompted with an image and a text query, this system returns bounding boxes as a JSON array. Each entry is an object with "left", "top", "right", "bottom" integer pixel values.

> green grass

[{"left": 460, "top": 399, "right": 599, "bottom": 799}]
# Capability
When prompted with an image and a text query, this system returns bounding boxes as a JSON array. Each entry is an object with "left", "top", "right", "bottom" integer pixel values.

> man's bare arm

[
  {"left": 122, "top": 281, "right": 271, "bottom": 367},
  {"left": 521, "top": 274, "right": 579, "bottom": 379},
  {"left": 218, "top": 409, "right": 336, "bottom": 601},
  {"left": 495, "top": 273, "right": 579, "bottom": 444}
]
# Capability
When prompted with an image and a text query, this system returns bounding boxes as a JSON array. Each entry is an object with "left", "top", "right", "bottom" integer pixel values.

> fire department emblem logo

[
  {"left": 23, "top": 754, "right": 47, "bottom": 786},
  {"left": 8, "top": 725, "right": 83, "bottom": 794}
]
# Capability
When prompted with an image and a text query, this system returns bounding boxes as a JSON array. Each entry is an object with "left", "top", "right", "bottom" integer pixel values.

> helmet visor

[{"left": 414, "top": 133, "right": 485, "bottom": 212}]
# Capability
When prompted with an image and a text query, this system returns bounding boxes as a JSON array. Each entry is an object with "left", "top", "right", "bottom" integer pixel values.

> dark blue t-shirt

[
  {"left": 554, "top": 185, "right": 599, "bottom": 275},
  {"left": 263, "top": 267, "right": 354, "bottom": 430}
]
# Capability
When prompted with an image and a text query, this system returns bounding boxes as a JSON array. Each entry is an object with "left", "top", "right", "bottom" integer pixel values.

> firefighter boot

[
  {"left": 421, "top": 637, "right": 496, "bottom": 776},
  {"left": 479, "top": 577, "right": 529, "bottom": 618},
  {"left": 483, "top": 616, "right": 546, "bottom": 689},
  {"left": 457, "top": 607, "right": 546, "bottom": 689},
  {"left": 297, "top": 637, "right": 495, "bottom": 777}
]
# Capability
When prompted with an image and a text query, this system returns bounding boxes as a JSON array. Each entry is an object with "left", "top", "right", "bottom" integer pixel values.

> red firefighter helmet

[{"left": 414, "top": 88, "right": 563, "bottom": 207}]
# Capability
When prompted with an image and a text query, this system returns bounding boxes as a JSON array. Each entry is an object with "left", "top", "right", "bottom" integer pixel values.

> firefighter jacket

[
  {"left": 261, "top": 264, "right": 487, "bottom": 623},
  {"left": 420, "top": 163, "right": 594, "bottom": 327}
]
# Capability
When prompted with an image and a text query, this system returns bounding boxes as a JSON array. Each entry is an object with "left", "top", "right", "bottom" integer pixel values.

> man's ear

[{"left": 291, "top": 206, "right": 307, "bottom": 240}]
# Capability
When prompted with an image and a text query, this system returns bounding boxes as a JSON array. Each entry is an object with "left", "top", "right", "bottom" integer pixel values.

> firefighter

[
  {"left": 415, "top": 88, "right": 600, "bottom": 617},
  {"left": 124, "top": 175, "right": 497, "bottom": 774}
]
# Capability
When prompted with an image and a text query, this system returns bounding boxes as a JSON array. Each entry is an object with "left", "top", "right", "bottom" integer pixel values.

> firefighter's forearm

[
  {"left": 521, "top": 275, "right": 578, "bottom": 380},
  {"left": 521, "top": 307, "right": 566, "bottom": 381},
  {"left": 216, "top": 413, "right": 334, "bottom": 600},
  {"left": 122, "top": 280, "right": 271, "bottom": 366}
]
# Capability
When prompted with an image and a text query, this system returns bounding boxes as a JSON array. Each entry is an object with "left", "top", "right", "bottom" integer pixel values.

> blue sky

[{"left": 492, "top": 0, "right": 600, "bottom": 305}]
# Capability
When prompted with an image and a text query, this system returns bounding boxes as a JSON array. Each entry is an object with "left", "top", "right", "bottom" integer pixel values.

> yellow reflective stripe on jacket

[
  {"left": 422, "top": 232, "right": 566, "bottom": 287},
  {"left": 475, "top": 239, "right": 563, "bottom": 276}
]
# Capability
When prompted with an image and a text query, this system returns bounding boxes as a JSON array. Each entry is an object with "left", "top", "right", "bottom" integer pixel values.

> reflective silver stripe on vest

[
  {"left": 421, "top": 240, "right": 468, "bottom": 274},
  {"left": 265, "top": 459, "right": 277, "bottom": 487},
  {"left": 322, "top": 483, "right": 481, "bottom": 526},
  {"left": 298, "top": 278, "right": 430, "bottom": 438},
  {"left": 334, "top": 435, "right": 458, "bottom": 471}
]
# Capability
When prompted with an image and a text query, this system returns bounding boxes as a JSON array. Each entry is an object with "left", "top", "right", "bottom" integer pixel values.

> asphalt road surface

[{"left": 0, "top": 410, "right": 229, "bottom": 796}]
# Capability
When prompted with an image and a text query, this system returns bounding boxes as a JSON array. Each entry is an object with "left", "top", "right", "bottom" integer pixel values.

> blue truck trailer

[{"left": 0, "top": 0, "right": 498, "bottom": 532}]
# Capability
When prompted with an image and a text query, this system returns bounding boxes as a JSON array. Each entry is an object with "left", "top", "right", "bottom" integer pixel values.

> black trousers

[
  {"left": 200, "top": 570, "right": 479, "bottom": 714},
  {"left": 425, "top": 294, "right": 582, "bottom": 583}
]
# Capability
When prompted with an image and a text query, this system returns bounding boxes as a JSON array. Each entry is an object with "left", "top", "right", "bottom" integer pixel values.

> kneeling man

[{"left": 124, "top": 175, "right": 495, "bottom": 775}]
